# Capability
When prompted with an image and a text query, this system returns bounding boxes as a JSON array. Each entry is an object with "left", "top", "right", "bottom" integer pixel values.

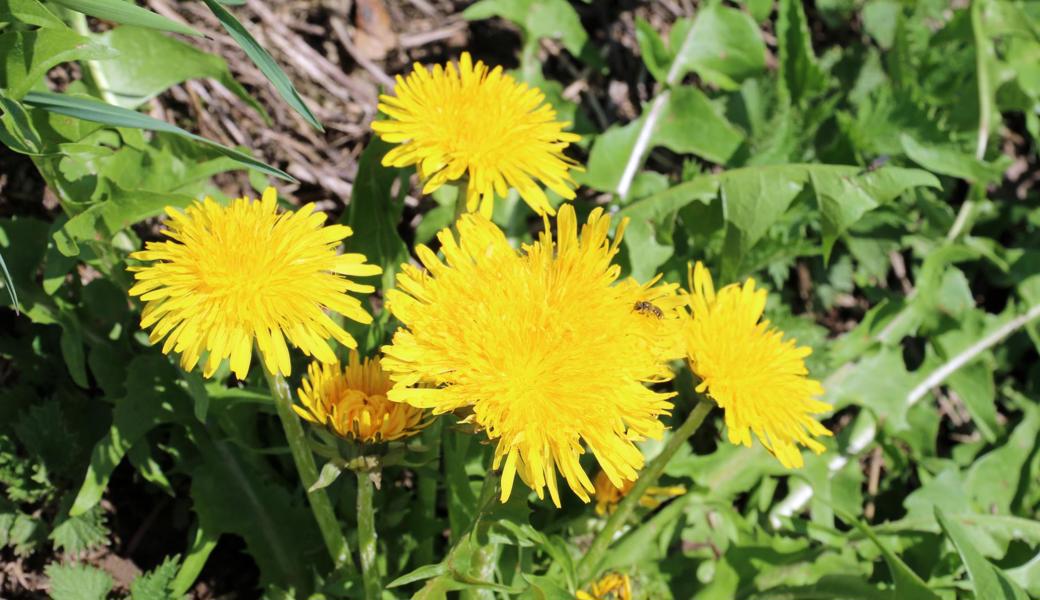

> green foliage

[{"left": 0, "top": 0, "right": 1039, "bottom": 598}]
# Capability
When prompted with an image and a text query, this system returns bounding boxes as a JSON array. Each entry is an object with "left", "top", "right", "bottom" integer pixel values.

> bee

[{"left": 633, "top": 300, "right": 664, "bottom": 319}]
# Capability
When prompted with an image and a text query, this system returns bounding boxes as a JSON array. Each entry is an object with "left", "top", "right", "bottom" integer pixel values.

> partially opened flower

[
  {"left": 682, "top": 262, "right": 831, "bottom": 467},
  {"left": 296, "top": 352, "right": 426, "bottom": 443},
  {"left": 381, "top": 205, "right": 684, "bottom": 506},
  {"left": 592, "top": 470, "right": 686, "bottom": 517},
  {"left": 372, "top": 52, "right": 581, "bottom": 217},
  {"left": 127, "top": 188, "right": 380, "bottom": 379},
  {"left": 576, "top": 573, "right": 632, "bottom": 600}
]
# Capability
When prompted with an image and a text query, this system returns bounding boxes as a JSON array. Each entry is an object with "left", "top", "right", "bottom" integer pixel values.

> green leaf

[
  {"left": 900, "top": 134, "right": 1007, "bottom": 183},
  {"left": 70, "top": 355, "right": 189, "bottom": 516},
  {"left": 130, "top": 555, "right": 181, "bottom": 600},
  {"left": 50, "top": 0, "right": 199, "bottom": 36},
  {"left": 0, "top": 0, "right": 65, "bottom": 29},
  {"left": 387, "top": 562, "right": 449, "bottom": 588},
  {"left": 669, "top": 4, "right": 766, "bottom": 89},
  {"left": 964, "top": 406, "right": 1040, "bottom": 514},
  {"left": 45, "top": 563, "right": 114, "bottom": 600},
  {"left": 344, "top": 138, "right": 408, "bottom": 293},
  {"left": 463, "top": 0, "right": 589, "bottom": 59},
  {"left": 777, "top": 0, "right": 828, "bottom": 103},
  {"left": 170, "top": 525, "right": 217, "bottom": 597},
  {"left": 936, "top": 507, "right": 1030, "bottom": 600},
  {"left": 0, "top": 28, "right": 117, "bottom": 99},
  {"left": 93, "top": 26, "right": 265, "bottom": 115},
  {"left": 837, "top": 509, "right": 941, "bottom": 600},
  {"left": 191, "top": 440, "right": 316, "bottom": 590},
  {"left": 655, "top": 86, "right": 745, "bottom": 164},
  {"left": 22, "top": 91, "right": 292, "bottom": 181},
  {"left": 199, "top": 0, "right": 321, "bottom": 131},
  {"left": 50, "top": 505, "right": 109, "bottom": 553},
  {"left": 59, "top": 315, "right": 89, "bottom": 388}
]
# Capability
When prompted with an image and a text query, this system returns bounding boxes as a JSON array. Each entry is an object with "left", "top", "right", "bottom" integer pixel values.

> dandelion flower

[
  {"left": 296, "top": 352, "right": 426, "bottom": 443},
  {"left": 372, "top": 52, "right": 581, "bottom": 217},
  {"left": 682, "top": 262, "right": 831, "bottom": 468},
  {"left": 576, "top": 573, "right": 632, "bottom": 600},
  {"left": 381, "top": 205, "right": 683, "bottom": 506},
  {"left": 592, "top": 470, "right": 686, "bottom": 517},
  {"left": 127, "top": 188, "right": 380, "bottom": 379}
]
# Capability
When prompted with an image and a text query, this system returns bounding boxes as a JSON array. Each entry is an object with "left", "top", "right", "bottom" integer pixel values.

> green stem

[
  {"left": 416, "top": 419, "right": 443, "bottom": 566},
  {"left": 459, "top": 472, "right": 501, "bottom": 600},
  {"left": 263, "top": 367, "right": 356, "bottom": 573},
  {"left": 356, "top": 467, "right": 382, "bottom": 600},
  {"left": 577, "top": 397, "right": 714, "bottom": 583}
]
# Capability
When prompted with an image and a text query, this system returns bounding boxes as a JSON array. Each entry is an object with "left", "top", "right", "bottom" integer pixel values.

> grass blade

[
  {"left": 0, "top": 250, "right": 19, "bottom": 315},
  {"left": 199, "top": 0, "right": 323, "bottom": 131},
  {"left": 50, "top": 0, "right": 200, "bottom": 36},
  {"left": 22, "top": 91, "right": 293, "bottom": 182}
]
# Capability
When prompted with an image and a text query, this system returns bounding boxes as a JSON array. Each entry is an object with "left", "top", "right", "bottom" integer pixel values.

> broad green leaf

[
  {"left": 751, "top": 576, "right": 891, "bottom": 600},
  {"left": 0, "top": 93, "right": 44, "bottom": 155},
  {"left": 900, "top": 134, "right": 1007, "bottom": 183},
  {"left": 837, "top": 510, "right": 941, "bottom": 600},
  {"left": 344, "top": 138, "right": 408, "bottom": 293},
  {"left": 809, "top": 166, "right": 942, "bottom": 259},
  {"left": 70, "top": 355, "right": 189, "bottom": 516},
  {"left": 936, "top": 507, "right": 1030, "bottom": 600},
  {"left": 93, "top": 26, "right": 264, "bottom": 115},
  {"left": 0, "top": 29, "right": 117, "bottom": 99},
  {"left": 191, "top": 439, "right": 319, "bottom": 590},
  {"left": 463, "top": 0, "right": 588, "bottom": 59},
  {"left": 777, "top": 0, "right": 828, "bottom": 103},
  {"left": 634, "top": 17, "right": 670, "bottom": 83},
  {"left": 50, "top": 0, "right": 199, "bottom": 36},
  {"left": 964, "top": 406, "right": 1040, "bottom": 514},
  {"left": 578, "top": 119, "right": 641, "bottom": 193},
  {"left": 58, "top": 314, "right": 88, "bottom": 387},
  {"left": 45, "top": 563, "right": 113, "bottom": 600},
  {"left": 22, "top": 91, "right": 292, "bottom": 181},
  {"left": 655, "top": 86, "right": 744, "bottom": 164},
  {"left": 0, "top": 0, "right": 64, "bottom": 29},
  {"left": 199, "top": 0, "right": 321, "bottom": 131},
  {"left": 669, "top": 4, "right": 766, "bottom": 89},
  {"left": 49, "top": 505, "right": 109, "bottom": 553},
  {"left": 170, "top": 525, "right": 218, "bottom": 597}
]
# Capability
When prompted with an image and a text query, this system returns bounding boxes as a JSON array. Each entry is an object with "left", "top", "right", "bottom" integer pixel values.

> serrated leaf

[
  {"left": 45, "top": 563, "right": 113, "bottom": 600},
  {"left": 936, "top": 507, "right": 1030, "bottom": 600},
  {"left": 130, "top": 555, "right": 181, "bottom": 600},
  {"left": 50, "top": 505, "right": 109, "bottom": 553},
  {"left": 199, "top": 0, "right": 321, "bottom": 131},
  {"left": 777, "top": 0, "right": 827, "bottom": 103},
  {"left": 463, "top": 0, "right": 588, "bottom": 59},
  {"left": 50, "top": 0, "right": 199, "bottom": 36},
  {"left": 901, "top": 134, "right": 1007, "bottom": 183},
  {"left": 22, "top": 91, "right": 292, "bottom": 181}
]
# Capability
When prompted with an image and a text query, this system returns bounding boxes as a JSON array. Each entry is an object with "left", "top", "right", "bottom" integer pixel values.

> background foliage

[{"left": 1, "top": 0, "right": 1040, "bottom": 598}]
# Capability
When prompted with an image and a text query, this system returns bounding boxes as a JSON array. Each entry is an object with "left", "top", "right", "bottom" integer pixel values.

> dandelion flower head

[
  {"left": 381, "top": 204, "right": 684, "bottom": 506},
  {"left": 683, "top": 262, "right": 831, "bottom": 467},
  {"left": 576, "top": 573, "right": 632, "bottom": 600},
  {"left": 592, "top": 469, "right": 686, "bottom": 517},
  {"left": 127, "top": 188, "right": 380, "bottom": 379},
  {"left": 296, "top": 352, "right": 426, "bottom": 443},
  {"left": 372, "top": 52, "right": 581, "bottom": 217}
]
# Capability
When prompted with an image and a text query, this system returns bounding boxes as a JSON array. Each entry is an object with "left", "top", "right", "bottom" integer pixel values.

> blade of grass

[
  {"left": 22, "top": 91, "right": 293, "bottom": 182},
  {"left": 0, "top": 250, "right": 19, "bottom": 315},
  {"left": 50, "top": 0, "right": 200, "bottom": 36},
  {"left": 199, "top": 0, "right": 323, "bottom": 131}
]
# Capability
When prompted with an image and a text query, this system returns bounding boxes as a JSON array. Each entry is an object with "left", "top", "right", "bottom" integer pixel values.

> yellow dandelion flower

[
  {"left": 576, "top": 573, "right": 632, "bottom": 600},
  {"left": 296, "top": 352, "right": 426, "bottom": 443},
  {"left": 381, "top": 204, "right": 683, "bottom": 507},
  {"left": 372, "top": 52, "right": 581, "bottom": 217},
  {"left": 682, "top": 262, "right": 831, "bottom": 468},
  {"left": 592, "top": 470, "right": 687, "bottom": 517},
  {"left": 127, "top": 188, "right": 381, "bottom": 379}
]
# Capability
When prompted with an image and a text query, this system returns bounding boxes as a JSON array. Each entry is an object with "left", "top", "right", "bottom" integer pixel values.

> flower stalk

[
  {"left": 356, "top": 465, "right": 382, "bottom": 600},
  {"left": 263, "top": 366, "right": 355, "bottom": 573},
  {"left": 577, "top": 397, "right": 714, "bottom": 583}
]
